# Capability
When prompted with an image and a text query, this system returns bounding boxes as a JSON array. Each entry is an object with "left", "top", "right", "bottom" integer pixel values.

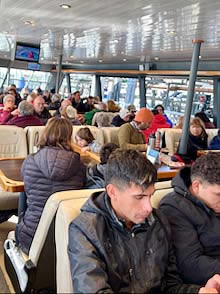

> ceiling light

[
  {"left": 99, "top": 59, "right": 103, "bottom": 63},
  {"left": 167, "top": 30, "right": 176, "bottom": 36},
  {"left": 199, "top": 55, "right": 202, "bottom": 59},
  {"left": 80, "top": 60, "right": 84, "bottom": 63},
  {"left": 24, "top": 20, "right": 35, "bottom": 26},
  {"left": 3, "top": 31, "right": 8, "bottom": 34},
  {"left": 154, "top": 57, "right": 159, "bottom": 61},
  {"left": 60, "top": 4, "right": 71, "bottom": 9},
  {"left": 41, "top": 57, "right": 44, "bottom": 60},
  {"left": 70, "top": 55, "right": 74, "bottom": 58},
  {"left": 123, "top": 58, "right": 127, "bottom": 62}
]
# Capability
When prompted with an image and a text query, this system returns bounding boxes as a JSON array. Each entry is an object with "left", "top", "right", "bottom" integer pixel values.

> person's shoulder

[{"left": 119, "top": 122, "right": 132, "bottom": 130}]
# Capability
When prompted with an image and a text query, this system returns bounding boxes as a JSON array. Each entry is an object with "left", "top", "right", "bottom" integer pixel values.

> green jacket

[
  {"left": 84, "top": 109, "right": 101, "bottom": 125},
  {"left": 118, "top": 123, "right": 147, "bottom": 151}
]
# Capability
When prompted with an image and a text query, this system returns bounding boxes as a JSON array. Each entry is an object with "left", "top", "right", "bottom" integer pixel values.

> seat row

[
  {"left": 0, "top": 125, "right": 120, "bottom": 157},
  {"left": 5, "top": 181, "right": 173, "bottom": 293}
]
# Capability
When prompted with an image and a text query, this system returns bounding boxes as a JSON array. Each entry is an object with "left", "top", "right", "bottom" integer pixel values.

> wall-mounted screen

[
  {"left": 27, "top": 62, "right": 40, "bottom": 71},
  {"left": 15, "top": 42, "right": 40, "bottom": 62}
]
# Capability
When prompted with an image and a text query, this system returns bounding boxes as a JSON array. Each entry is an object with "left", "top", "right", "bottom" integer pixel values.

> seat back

[
  {"left": 25, "top": 126, "right": 45, "bottom": 154},
  {"left": 206, "top": 128, "right": 219, "bottom": 144},
  {"left": 102, "top": 127, "right": 120, "bottom": 145},
  {"left": 92, "top": 112, "right": 117, "bottom": 127},
  {"left": 54, "top": 189, "right": 104, "bottom": 293},
  {"left": 0, "top": 126, "right": 28, "bottom": 157},
  {"left": 151, "top": 187, "right": 173, "bottom": 209},
  {"left": 164, "top": 129, "right": 182, "bottom": 155},
  {"left": 72, "top": 125, "right": 104, "bottom": 146}
]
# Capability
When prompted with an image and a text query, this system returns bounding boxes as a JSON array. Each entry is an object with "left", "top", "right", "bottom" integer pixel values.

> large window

[
  {"left": 0, "top": 67, "right": 7, "bottom": 88},
  {"left": 8, "top": 69, "right": 51, "bottom": 91},
  {"left": 69, "top": 74, "right": 93, "bottom": 97}
]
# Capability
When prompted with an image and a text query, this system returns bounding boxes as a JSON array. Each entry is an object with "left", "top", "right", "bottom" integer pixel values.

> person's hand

[
  {"left": 11, "top": 109, "right": 19, "bottom": 116},
  {"left": 81, "top": 146, "right": 90, "bottom": 152},
  {"left": 199, "top": 274, "right": 220, "bottom": 293}
]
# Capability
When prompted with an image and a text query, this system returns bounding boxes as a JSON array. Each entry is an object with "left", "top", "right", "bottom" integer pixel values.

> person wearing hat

[
  {"left": 118, "top": 107, "right": 153, "bottom": 151},
  {"left": 61, "top": 105, "right": 82, "bottom": 125},
  {"left": 112, "top": 108, "right": 131, "bottom": 127}
]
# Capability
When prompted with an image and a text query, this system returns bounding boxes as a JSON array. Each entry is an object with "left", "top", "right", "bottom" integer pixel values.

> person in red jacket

[
  {"left": 0, "top": 94, "right": 18, "bottom": 124},
  {"left": 143, "top": 109, "right": 171, "bottom": 143}
]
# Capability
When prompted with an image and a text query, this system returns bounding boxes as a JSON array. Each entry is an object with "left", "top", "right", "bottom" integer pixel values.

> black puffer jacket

[
  {"left": 16, "top": 147, "right": 86, "bottom": 254},
  {"left": 160, "top": 167, "right": 220, "bottom": 285},
  {"left": 85, "top": 164, "right": 105, "bottom": 189},
  {"left": 68, "top": 191, "right": 200, "bottom": 293}
]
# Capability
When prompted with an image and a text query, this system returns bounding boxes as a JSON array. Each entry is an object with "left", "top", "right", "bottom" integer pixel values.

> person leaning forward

[
  {"left": 68, "top": 149, "right": 220, "bottom": 293},
  {"left": 118, "top": 108, "right": 153, "bottom": 151},
  {"left": 160, "top": 152, "right": 220, "bottom": 286}
]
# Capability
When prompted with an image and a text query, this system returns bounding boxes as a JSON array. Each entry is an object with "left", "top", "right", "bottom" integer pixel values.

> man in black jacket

[
  {"left": 160, "top": 152, "right": 220, "bottom": 287},
  {"left": 68, "top": 150, "right": 220, "bottom": 293}
]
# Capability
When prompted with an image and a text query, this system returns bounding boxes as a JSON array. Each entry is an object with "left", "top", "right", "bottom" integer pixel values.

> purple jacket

[{"left": 6, "top": 115, "right": 43, "bottom": 128}]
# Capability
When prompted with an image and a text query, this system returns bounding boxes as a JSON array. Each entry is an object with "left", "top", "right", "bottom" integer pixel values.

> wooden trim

[
  {"left": 72, "top": 143, "right": 100, "bottom": 162},
  {"left": 0, "top": 174, "right": 24, "bottom": 192},
  {"left": 157, "top": 169, "right": 178, "bottom": 180}
]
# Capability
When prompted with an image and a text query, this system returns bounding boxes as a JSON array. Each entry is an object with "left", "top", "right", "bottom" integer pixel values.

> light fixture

[
  {"left": 99, "top": 59, "right": 103, "bottom": 63},
  {"left": 154, "top": 56, "right": 159, "bottom": 61},
  {"left": 167, "top": 30, "right": 176, "bottom": 36},
  {"left": 60, "top": 4, "right": 71, "bottom": 9},
  {"left": 24, "top": 20, "right": 35, "bottom": 26},
  {"left": 123, "top": 58, "right": 127, "bottom": 62},
  {"left": 70, "top": 55, "right": 74, "bottom": 58},
  {"left": 80, "top": 60, "right": 84, "bottom": 63},
  {"left": 3, "top": 31, "right": 8, "bottom": 34},
  {"left": 199, "top": 55, "right": 202, "bottom": 59}
]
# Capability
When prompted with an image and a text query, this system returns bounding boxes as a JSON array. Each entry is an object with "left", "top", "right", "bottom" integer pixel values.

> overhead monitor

[
  {"left": 15, "top": 42, "right": 40, "bottom": 63},
  {"left": 27, "top": 62, "right": 40, "bottom": 71}
]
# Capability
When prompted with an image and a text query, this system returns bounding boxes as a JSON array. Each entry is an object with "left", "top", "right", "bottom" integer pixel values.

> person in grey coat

[
  {"left": 16, "top": 117, "right": 86, "bottom": 254},
  {"left": 68, "top": 150, "right": 220, "bottom": 293},
  {"left": 160, "top": 152, "right": 220, "bottom": 286}
]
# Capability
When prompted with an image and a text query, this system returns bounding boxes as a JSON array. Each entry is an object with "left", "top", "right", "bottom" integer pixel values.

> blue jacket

[{"left": 209, "top": 135, "right": 220, "bottom": 150}]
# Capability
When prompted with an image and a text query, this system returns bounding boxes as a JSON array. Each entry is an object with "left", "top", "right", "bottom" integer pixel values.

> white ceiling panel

[{"left": 0, "top": 0, "right": 219, "bottom": 64}]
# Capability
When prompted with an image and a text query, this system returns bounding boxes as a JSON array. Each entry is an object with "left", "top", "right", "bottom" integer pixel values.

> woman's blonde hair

[
  {"left": 38, "top": 117, "right": 74, "bottom": 151},
  {"left": 190, "top": 117, "right": 207, "bottom": 138}
]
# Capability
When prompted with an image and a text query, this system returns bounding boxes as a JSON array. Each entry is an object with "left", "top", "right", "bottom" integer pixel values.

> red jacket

[
  {"left": 0, "top": 109, "right": 12, "bottom": 124},
  {"left": 143, "top": 114, "right": 171, "bottom": 143}
]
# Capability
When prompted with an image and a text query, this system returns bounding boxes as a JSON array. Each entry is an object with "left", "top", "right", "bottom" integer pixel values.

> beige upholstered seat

[
  {"left": 24, "top": 126, "right": 45, "bottom": 154},
  {"left": 0, "top": 126, "right": 28, "bottom": 158},
  {"left": 91, "top": 112, "right": 118, "bottom": 127},
  {"left": 151, "top": 187, "right": 173, "bottom": 209},
  {"left": 72, "top": 125, "right": 104, "bottom": 146},
  {"left": 102, "top": 127, "right": 120, "bottom": 145},
  {"left": 0, "top": 126, "right": 28, "bottom": 212},
  {"left": 5, "top": 188, "right": 104, "bottom": 293}
]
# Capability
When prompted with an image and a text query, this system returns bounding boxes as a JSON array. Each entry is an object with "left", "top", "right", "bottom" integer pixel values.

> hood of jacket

[
  {"left": 33, "top": 146, "right": 81, "bottom": 181},
  {"left": 172, "top": 166, "right": 211, "bottom": 212}
]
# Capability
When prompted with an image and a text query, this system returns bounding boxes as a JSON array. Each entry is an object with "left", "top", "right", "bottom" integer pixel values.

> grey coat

[
  {"left": 16, "top": 146, "right": 86, "bottom": 254},
  {"left": 68, "top": 191, "right": 200, "bottom": 293}
]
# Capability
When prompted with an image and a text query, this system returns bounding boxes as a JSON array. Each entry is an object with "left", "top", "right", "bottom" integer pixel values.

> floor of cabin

[{"left": 0, "top": 216, "right": 17, "bottom": 293}]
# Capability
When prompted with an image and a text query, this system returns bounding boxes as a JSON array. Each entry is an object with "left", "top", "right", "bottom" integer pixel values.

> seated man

[
  {"left": 160, "top": 152, "right": 220, "bottom": 286},
  {"left": 68, "top": 150, "right": 220, "bottom": 293},
  {"left": 33, "top": 95, "right": 51, "bottom": 125},
  {"left": 118, "top": 108, "right": 153, "bottom": 151},
  {"left": 112, "top": 109, "right": 131, "bottom": 127},
  {"left": 6, "top": 101, "right": 43, "bottom": 128}
]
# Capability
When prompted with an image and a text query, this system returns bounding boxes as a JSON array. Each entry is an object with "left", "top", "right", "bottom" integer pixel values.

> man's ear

[
  {"left": 191, "top": 179, "right": 200, "bottom": 195},
  {"left": 106, "top": 184, "right": 118, "bottom": 201}
]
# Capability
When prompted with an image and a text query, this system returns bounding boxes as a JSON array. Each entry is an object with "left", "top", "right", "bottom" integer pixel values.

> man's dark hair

[
  {"left": 104, "top": 150, "right": 157, "bottom": 189},
  {"left": 191, "top": 152, "right": 220, "bottom": 185},
  {"left": 100, "top": 143, "right": 119, "bottom": 165},
  {"left": 195, "top": 112, "right": 211, "bottom": 123},
  {"left": 73, "top": 91, "right": 80, "bottom": 95}
]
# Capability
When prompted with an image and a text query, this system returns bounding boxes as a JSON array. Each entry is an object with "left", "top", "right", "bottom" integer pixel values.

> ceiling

[{"left": 0, "top": 0, "right": 220, "bottom": 65}]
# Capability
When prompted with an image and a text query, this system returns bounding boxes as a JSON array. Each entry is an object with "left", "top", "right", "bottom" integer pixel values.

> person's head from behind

[
  {"left": 75, "top": 127, "right": 94, "bottom": 147},
  {"left": 61, "top": 105, "right": 77, "bottom": 120},
  {"left": 38, "top": 117, "right": 73, "bottom": 151},
  {"left": 51, "top": 94, "right": 61, "bottom": 104},
  {"left": 134, "top": 108, "right": 153, "bottom": 130},
  {"left": 27, "top": 92, "right": 37, "bottom": 105},
  {"left": 3, "top": 94, "right": 15, "bottom": 111},
  {"left": 18, "top": 101, "right": 34, "bottom": 116},
  {"left": 154, "top": 104, "right": 164, "bottom": 115},
  {"left": 190, "top": 117, "right": 206, "bottom": 137},
  {"left": 73, "top": 91, "right": 81, "bottom": 103},
  {"left": 105, "top": 150, "right": 157, "bottom": 228},
  {"left": 195, "top": 112, "right": 211, "bottom": 123},
  {"left": 100, "top": 143, "right": 119, "bottom": 165},
  {"left": 33, "top": 95, "right": 45, "bottom": 114},
  {"left": 119, "top": 109, "right": 131, "bottom": 122},
  {"left": 61, "top": 98, "right": 71, "bottom": 111},
  {"left": 176, "top": 115, "right": 184, "bottom": 129},
  {"left": 191, "top": 153, "right": 220, "bottom": 213}
]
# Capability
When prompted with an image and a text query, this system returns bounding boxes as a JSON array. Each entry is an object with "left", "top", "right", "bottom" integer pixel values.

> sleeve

[
  {"left": 160, "top": 200, "right": 220, "bottom": 285},
  {"left": 89, "top": 141, "right": 101, "bottom": 153},
  {"left": 68, "top": 222, "right": 114, "bottom": 293},
  {"left": 118, "top": 125, "right": 147, "bottom": 151},
  {"left": 0, "top": 111, "right": 13, "bottom": 124}
]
